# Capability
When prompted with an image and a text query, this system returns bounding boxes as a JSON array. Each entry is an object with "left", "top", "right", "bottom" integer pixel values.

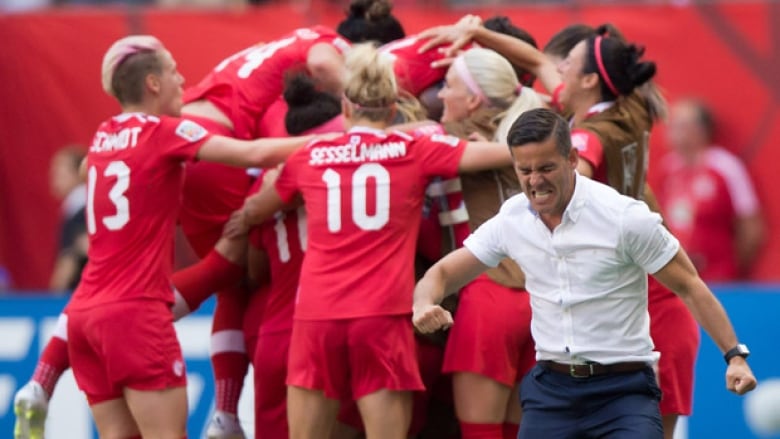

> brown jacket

[{"left": 576, "top": 92, "right": 652, "bottom": 200}]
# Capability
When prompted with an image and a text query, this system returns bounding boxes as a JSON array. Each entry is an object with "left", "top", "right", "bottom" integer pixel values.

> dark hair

[
  {"left": 682, "top": 98, "right": 715, "bottom": 141},
  {"left": 507, "top": 108, "right": 571, "bottom": 156},
  {"left": 111, "top": 50, "right": 162, "bottom": 105},
  {"left": 337, "top": 0, "right": 405, "bottom": 45},
  {"left": 543, "top": 24, "right": 595, "bottom": 59},
  {"left": 583, "top": 26, "right": 656, "bottom": 100},
  {"left": 484, "top": 15, "right": 537, "bottom": 87},
  {"left": 283, "top": 73, "right": 342, "bottom": 135}
]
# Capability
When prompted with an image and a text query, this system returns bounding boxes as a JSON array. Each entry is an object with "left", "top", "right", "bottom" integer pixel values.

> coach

[{"left": 412, "top": 108, "right": 756, "bottom": 438}]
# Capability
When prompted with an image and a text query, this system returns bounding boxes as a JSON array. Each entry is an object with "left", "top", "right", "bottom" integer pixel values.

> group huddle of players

[{"left": 13, "top": 1, "right": 700, "bottom": 438}]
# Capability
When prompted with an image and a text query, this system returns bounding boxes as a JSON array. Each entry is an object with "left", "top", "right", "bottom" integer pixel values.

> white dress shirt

[{"left": 464, "top": 173, "right": 679, "bottom": 365}]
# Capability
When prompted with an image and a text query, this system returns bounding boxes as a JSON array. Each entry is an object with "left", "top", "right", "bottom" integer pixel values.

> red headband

[{"left": 594, "top": 36, "right": 619, "bottom": 97}]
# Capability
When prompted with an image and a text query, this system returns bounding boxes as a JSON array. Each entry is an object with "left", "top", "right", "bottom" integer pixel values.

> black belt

[{"left": 538, "top": 360, "right": 648, "bottom": 378}]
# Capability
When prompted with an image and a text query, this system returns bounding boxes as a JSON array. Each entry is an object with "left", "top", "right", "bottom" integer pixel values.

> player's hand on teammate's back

[{"left": 223, "top": 208, "right": 250, "bottom": 238}]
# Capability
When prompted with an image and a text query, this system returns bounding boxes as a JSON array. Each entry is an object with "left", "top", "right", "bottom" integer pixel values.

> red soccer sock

[
  {"left": 503, "top": 422, "right": 519, "bottom": 439},
  {"left": 460, "top": 422, "right": 503, "bottom": 439},
  {"left": 172, "top": 249, "right": 244, "bottom": 311},
  {"left": 212, "top": 352, "right": 249, "bottom": 415},
  {"left": 211, "top": 288, "right": 250, "bottom": 415},
  {"left": 31, "top": 335, "right": 70, "bottom": 398}
]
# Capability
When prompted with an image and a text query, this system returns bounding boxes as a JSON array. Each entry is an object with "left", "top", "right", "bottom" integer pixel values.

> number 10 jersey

[{"left": 275, "top": 126, "right": 466, "bottom": 320}]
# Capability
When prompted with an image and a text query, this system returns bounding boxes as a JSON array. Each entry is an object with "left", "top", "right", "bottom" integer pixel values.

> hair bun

[
  {"left": 629, "top": 61, "right": 656, "bottom": 87},
  {"left": 283, "top": 74, "right": 320, "bottom": 107},
  {"left": 347, "top": 0, "right": 391, "bottom": 20}
]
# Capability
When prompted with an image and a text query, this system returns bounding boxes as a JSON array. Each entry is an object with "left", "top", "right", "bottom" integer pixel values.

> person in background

[
  {"left": 48, "top": 146, "right": 88, "bottom": 292},
  {"left": 658, "top": 98, "right": 765, "bottom": 282}
]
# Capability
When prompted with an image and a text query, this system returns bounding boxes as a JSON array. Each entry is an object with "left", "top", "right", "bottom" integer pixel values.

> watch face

[{"left": 738, "top": 343, "right": 750, "bottom": 355}]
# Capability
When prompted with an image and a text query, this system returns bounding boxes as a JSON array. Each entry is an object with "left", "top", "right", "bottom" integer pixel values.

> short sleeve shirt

[
  {"left": 275, "top": 127, "right": 466, "bottom": 319},
  {"left": 70, "top": 114, "right": 210, "bottom": 310},
  {"left": 464, "top": 174, "right": 679, "bottom": 364}
]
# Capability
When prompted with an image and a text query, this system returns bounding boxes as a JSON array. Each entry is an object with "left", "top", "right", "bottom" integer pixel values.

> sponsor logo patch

[{"left": 175, "top": 120, "right": 208, "bottom": 142}]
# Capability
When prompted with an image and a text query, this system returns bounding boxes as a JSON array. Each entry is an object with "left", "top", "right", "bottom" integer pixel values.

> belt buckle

[{"left": 569, "top": 363, "right": 595, "bottom": 378}]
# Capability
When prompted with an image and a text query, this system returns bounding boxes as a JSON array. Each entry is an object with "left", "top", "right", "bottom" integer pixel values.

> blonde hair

[
  {"left": 101, "top": 35, "right": 164, "bottom": 102},
  {"left": 457, "top": 48, "right": 544, "bottom": 142},
  {"left": 343, "top": 43, "right": 398, "bottom": 122}
]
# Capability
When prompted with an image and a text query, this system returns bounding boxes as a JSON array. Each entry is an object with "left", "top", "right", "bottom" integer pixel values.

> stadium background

[{"left": 0, "top": 0, "right": 778, "bottom": 437}]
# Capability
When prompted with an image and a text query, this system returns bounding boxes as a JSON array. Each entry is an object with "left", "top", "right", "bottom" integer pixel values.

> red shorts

[
  {"left": 287, "top": 315, "right": 425, "bottom": 401},
  {"left": 179, "top": 115, "right": 253, "bottom": 258},
  {"left": 67, "top": 300, "right": 186, "bottom": 405},
  {"left": 253, "top": 330, "right": 291, "bottom": 439},
  {"left": 648, "top": 279, "right": 699, "bottom": 416},
  {"left": 443, "top": 275, "right": 535, "bottom": 386}
]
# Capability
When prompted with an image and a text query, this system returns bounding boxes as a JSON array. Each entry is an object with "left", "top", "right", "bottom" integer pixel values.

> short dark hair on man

[{"left": 506, "top": 108, "right": 571, "bottom": 156}]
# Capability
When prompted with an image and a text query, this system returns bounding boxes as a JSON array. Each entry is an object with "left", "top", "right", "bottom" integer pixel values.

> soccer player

[
  {"left": 432, "top": 47, "right": 544, "bottom": 439},
  {"left": 420, "top": 19, "right": 701, "bottom": 438},
  {"left": 63, "top": 35, "right": 312, "bottom": 439},
  {"left": 227, "top": 43, "right": 515, "bottom": 439}
]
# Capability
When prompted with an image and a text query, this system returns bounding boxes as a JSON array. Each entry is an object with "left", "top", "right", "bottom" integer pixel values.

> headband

[
  {"left": 101, "top": 35, "right": 163, "bottom": 97},
  {"left": 594, "top": 36, "right": 619, "bottom": 97},
  {"left": 453, "top": 55, "right": 489, "bottom": 105}
]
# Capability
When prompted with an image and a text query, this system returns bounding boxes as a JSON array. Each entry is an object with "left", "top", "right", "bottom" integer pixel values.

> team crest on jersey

[
  {"left": 430, "top": 134, "right": 461, "bottom": 147},
  {"left": 175, "top": 120, "right": 208, "bottom": 142},
  {"left": 571, "top": 132, "right": 590, "bottom": 152}
]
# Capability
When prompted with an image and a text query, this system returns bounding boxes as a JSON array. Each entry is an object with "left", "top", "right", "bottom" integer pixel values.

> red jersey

[
  {"left": 257, "top": 96, "right": 290, "bottom": 139},
  {"left": 275, "top": 127, "right": 467, "bottom": 320},
  {"left": 413, "top": 124, "right": 470, "bottom": 263},
  {"left": 184, "top": 26, "right": 350, "bottom": 140},
  {"left": 248, "top": 179, "right": 306, "bottom": 335},
  {"left": 657, "top": 147, "right": 760, "bottom": 281},
  {"left": 380, "top": 36, "right": 472, "bottom": 96},
  {"left": 70, "top": 113, "right": 210, "bottom": 310}
]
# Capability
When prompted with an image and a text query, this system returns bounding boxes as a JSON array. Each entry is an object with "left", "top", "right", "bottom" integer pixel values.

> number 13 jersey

[
  {"left": 70, "top": 113, "right": 210, "bottom": 311},
  {"left": 275, "top": 126, "right": 466, "bottom": 320}
]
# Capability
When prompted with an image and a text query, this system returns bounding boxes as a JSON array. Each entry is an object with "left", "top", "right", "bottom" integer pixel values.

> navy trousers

[{"left": 518, "top": 364, "right": 663, "bottom": 438}]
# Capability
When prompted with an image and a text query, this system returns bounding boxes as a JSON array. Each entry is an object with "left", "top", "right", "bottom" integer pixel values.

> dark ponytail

[
  {"left": 336, "top": 0, "right": 405, "bottom": 45},
  {"left": 584, "top": 27, "right": 656, "bottom": 100}
]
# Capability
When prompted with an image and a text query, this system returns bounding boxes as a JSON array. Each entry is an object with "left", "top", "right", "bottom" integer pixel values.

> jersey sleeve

[
  {"left": 156, "top": 116, "right": 213, "bottom": 162},
  {"left": 571, "top": 128, "right": 604, "bottom": 171},
  {"left": 414, "top": 133, "right": 467, "bottom": 179},
  {"left": 274, "top": 148, "right": 306, "bottom": 203},
  {"left": 621, "top": 200, "right": 680, "bottom": 274}
]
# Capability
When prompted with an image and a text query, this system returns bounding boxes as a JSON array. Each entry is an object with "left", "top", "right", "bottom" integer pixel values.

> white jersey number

[
  {"left": 215, "top": 36, "right": 297, "bottom": 78},
  {"left": 321, "top": 163, "right": 390, "bottom": 232},
  {"left": 274, "top": 206, "right": 308, "bottom": 263},
  {"left": 86, "top": 160, "right": 131, "bottom": 234}
]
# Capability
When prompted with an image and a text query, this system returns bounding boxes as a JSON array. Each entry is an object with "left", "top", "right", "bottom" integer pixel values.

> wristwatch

[{"left": 724, "top": 343, "right": 750, "bottom": 365}]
